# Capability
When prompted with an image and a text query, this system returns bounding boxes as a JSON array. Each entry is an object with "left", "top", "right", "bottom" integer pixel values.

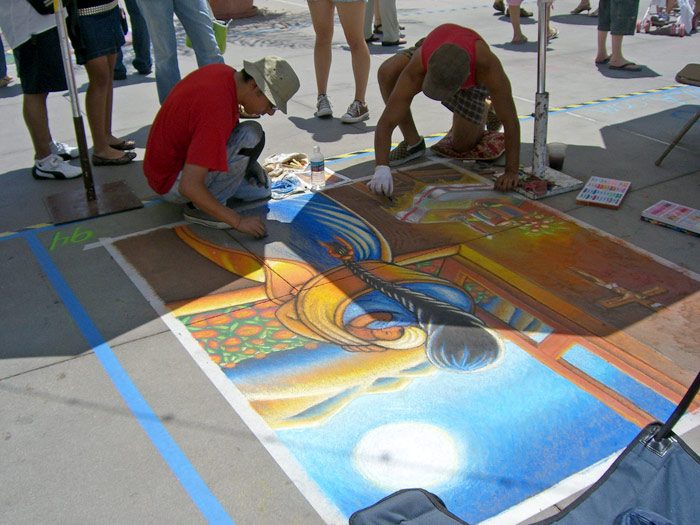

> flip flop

[
  {"left": 595, "top": 56, "right": 611, "bottom": 65},
  {"left": 548, "top": 28, "right": 560, "bottom": 40},
  {"left": 609, "top": 62, "right": 642, "bottom": 72},
  {"left": 92, "top": 151, "right": 136, "bottom": 166}
]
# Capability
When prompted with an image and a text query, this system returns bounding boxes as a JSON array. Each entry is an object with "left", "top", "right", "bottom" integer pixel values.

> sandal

[
  {"left": 570, "top": 2, "right": 591, "bottom": 14},
  {"left": 374, "top": 23, "right": 405, "bottom": 34},
  {"left": 92, "top": 151, "right": 136, "bottom": 166},
  {"left": 609, "top": 62, "right": 642, "bottom": 72},
  {"left": 382, "top": 38, "right": 407, "bottom": 46}
]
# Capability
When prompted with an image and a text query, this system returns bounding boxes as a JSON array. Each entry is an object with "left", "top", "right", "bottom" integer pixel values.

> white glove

[{"left": 367, "top": 165, "right": 393, "bottom": 196}]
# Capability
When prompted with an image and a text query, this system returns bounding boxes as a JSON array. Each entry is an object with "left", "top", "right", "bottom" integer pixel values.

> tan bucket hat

[
  {"left": 422, "top": 43, "right": 471, "bottom": 102},
  {"left": 243, "top": 56, "right": 300, "bottom": 114}
]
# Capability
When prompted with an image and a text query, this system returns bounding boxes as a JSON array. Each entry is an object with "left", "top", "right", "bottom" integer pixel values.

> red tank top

[{"left": 420, "top": 24, "right": 482, "bottom": 90}]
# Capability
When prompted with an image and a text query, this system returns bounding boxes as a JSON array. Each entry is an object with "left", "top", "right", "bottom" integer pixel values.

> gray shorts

[{"left": 400, "top": 38, "right": 489, "bottom": 126}]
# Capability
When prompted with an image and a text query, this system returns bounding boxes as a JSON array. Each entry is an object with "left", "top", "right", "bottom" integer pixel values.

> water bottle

[{"left": 310, "top": 145, "right": 325, "bottom": 191}]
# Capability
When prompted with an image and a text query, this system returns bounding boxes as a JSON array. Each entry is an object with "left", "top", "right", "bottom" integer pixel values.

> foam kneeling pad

[{"left": 430, "top": 130, "right": 505, "bottom": 160}]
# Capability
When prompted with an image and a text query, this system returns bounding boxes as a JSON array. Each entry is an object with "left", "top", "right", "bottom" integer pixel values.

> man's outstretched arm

[
  {"left": 480, "top": 48, "right": 521, "bottom": 192},
  {"left": 178, "top": 163, "right": 267, "bottom": 238}
]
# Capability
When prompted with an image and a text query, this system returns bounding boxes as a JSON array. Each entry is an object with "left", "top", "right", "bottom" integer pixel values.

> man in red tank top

[{"left": 368, "top": 24, "right": 521, "bottom": 196}]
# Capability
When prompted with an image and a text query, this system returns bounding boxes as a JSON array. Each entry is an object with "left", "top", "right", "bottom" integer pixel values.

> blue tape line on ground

[{"left": 24, "top": 231, "right": 234, "bottom": 525}]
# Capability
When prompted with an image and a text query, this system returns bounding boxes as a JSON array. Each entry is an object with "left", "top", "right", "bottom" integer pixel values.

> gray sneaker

[
  {"left": 50, "top": 141, "right": 80, "bottom": 160},
  {"left": 314, "top": 94, "right": 333, "bottom": 118},
  {"left": 388, "top": 138, "right": 426, "bottom": 166},
  {"left": 340, "top": 100, "right": 369, "bottom": 123},
  {"left": 183, "top": 203, "right": 230, "bottom": 229}
]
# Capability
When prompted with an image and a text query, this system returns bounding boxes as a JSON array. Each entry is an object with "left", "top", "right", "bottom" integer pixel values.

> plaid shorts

[{"left": 400, "top": 38, "right": 489, "bottom": 125}]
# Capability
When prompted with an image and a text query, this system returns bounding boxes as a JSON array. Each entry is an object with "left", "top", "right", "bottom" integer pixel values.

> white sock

[{"left": 36, "top": 154, "right": 53, "bottom": 165}]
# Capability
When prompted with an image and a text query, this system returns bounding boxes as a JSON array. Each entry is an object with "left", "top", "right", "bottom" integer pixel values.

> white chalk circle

[{"left": 352, "top": 422, "right": 460, "bottom": 490}]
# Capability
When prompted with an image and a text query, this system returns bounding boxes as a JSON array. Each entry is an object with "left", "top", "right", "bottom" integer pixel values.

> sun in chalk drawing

[{"left": 353, "top": 422, "right": 460, "bottom": 490}]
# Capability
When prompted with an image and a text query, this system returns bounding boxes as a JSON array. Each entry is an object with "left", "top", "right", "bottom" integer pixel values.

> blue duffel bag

[{"left": 350, "top": 370, "right": 700, "bottom": 525}]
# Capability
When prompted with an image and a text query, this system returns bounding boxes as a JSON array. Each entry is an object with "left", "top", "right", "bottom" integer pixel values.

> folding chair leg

[{"left": 655, "top": 107, "right": 700, "bottom": 165}]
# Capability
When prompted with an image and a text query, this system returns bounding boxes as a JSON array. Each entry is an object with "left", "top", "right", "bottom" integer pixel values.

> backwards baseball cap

[
  {"left": 422, "top": 43, "right": 471, "bottom": 102},
  {"left": 243, "top": 56, "right": 300, "bottom": 114}
]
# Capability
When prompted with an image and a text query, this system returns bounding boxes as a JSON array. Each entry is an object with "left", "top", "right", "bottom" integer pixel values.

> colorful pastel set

[
  {"left": 576, "top": 176, "right": 631, "bottom": 209},
  {"left": 641, "top": 200, "right": 700, "bottom": 237}
]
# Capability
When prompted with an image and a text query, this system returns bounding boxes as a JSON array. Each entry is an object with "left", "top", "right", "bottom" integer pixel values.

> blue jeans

[
  {"left": 162, "top": 121, "right": 271, "bottom": 205},
  {"left": 135, "top": 0, "right": 223, "bottom": 103},
  {"left": 115, "top": 0, "right": 152, "bottom": 75},
  {"left": 1, "top": 38, "right": 7, "bottom": 78}
]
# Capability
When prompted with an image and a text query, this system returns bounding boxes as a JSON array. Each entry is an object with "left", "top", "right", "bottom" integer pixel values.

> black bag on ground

[
  {"left": 349, "top": 488, "right": 470, "bottom": 525},
  {"left": 532, "top": 370, "right": 700, "bottom": 525},
  {"left": 349, "top": 370, "right": 700, "bottom": 525}
]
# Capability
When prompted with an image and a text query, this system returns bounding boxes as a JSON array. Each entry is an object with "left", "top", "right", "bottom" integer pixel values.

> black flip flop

[{"left": 609, "top": 62, "right": 642, "bottom": 72}]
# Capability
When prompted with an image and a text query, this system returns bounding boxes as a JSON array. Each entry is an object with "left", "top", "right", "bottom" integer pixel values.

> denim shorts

[
  {"left": 73, "top": 7, "right": 125, "bottom": 65},
  {"left": 14, "top": 28, "right": 68, "bottom": 95},
  {"left": 598, "top": 0, "right": 640, "bottom": 35}
]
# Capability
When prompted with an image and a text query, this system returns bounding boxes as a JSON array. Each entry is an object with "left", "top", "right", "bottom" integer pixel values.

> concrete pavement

[{"left": 1, "top": 1, "right": 699, "bottom": 523}]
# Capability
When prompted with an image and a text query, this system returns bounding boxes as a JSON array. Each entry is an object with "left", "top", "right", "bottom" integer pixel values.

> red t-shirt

[
  {"left": 144, "top": 63, "right": 239, "bottom": 194},
  {"left": 420, "top": 24, "right": 482, "bottom": 90}
]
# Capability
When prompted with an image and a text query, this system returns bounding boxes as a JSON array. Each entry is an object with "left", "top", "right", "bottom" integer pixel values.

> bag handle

[{"left": 654, "top": 369, "right": 700, "bottom": 441}]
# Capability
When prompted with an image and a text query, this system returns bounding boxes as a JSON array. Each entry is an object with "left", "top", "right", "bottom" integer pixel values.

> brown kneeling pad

[{"left": 676, "top": 63, "right": 700, "bottom": 87}]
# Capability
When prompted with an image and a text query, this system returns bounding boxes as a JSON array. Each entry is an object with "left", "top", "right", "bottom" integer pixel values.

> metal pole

[
  {"left": 54, "top": 0, "right": 96, "bottom": 200},
  {"left": 532, "top": 0, "right": 550, "bottom": 178}
]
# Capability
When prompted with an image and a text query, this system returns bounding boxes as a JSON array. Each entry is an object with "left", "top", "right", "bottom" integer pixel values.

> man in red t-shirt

[
  {"left": 367, "top": 24, "right": 521, "bottom": 196},
  {"left": 144, "top": 56, "right": 299, "bottom": 238}
]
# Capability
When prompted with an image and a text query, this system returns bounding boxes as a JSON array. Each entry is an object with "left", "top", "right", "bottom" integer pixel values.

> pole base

[{"left": 44, "top": 180, "right": 143, "bottom": 225}]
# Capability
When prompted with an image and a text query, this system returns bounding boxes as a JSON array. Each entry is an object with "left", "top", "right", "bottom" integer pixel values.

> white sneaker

[
  {"left": 50, "top": 141, "right": 80, "bottom": 160},
  {"left": 32, "top": 154, "right": 83, "bottom": 180},
  {"left": 340, "top": 100, "right": 369, "bottom": 123},
  {"left": 314, "top": 94, "right": 333, "bottom": 118}
]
